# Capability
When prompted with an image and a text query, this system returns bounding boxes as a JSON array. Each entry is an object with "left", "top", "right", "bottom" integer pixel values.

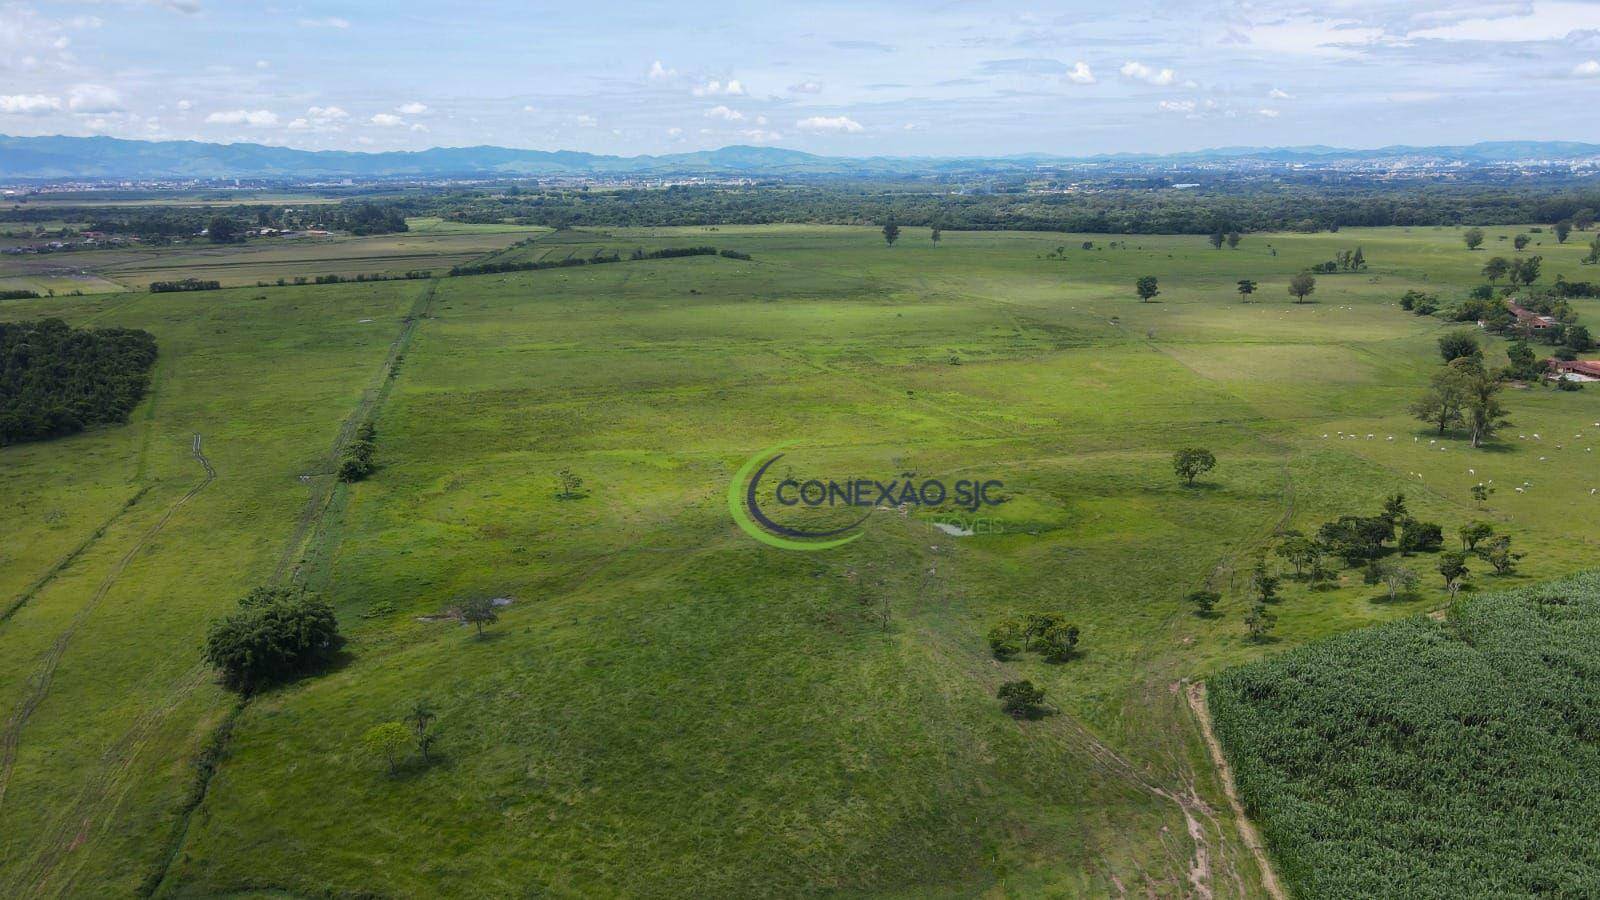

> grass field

[
  {"left": 1, "top": 224, "right": 1597, "bottom": 897},
  {"left": 0, "top": 218, "right": 544, "bottom": 294}
]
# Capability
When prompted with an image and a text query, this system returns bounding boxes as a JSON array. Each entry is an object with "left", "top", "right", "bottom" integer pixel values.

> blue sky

[{"left": 6, "top": 0, "right": 1600, "bottom": 156}]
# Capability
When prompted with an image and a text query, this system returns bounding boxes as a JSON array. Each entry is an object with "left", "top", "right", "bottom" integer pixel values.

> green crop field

[{"left": 1, "top": 224, "right": 1597, "bottom": 897}]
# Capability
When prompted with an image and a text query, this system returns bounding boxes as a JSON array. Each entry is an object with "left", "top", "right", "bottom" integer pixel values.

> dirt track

[{"left": 1185, "top": 682, "right": 1287, "bottom": 900}]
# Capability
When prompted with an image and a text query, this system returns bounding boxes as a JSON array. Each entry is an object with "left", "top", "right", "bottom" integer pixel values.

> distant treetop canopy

[{"left": 0, "top": 318, "right": 158, "bottom": 446}]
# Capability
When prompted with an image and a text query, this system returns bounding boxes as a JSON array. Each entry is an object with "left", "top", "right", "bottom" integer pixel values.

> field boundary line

[
  {"left": 1185, "top": 682, "right": 1287, "bottom": 900},
  {"left": 0, "top": 486, "right": 153, "bottom": 631}
]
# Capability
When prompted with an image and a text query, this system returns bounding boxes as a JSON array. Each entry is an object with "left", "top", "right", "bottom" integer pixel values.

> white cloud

[
  {"left": 667, "top": 126, "right": 683, "bottom": 137},
  {"left": 1121, "top": 61, "right": 1176, "bottom": 86},
  {"left": 298, "top": 16, "right": 350, "bottom": 28},
  {"left": 369, "top": 113, "right": 405, "bottom": 127},
  {"left": 692, "top": 79, "right": 745, "bottom": 97},
  {"left": 206, "top": 108, "right": 278, "bottom": 126},
  {"left": 648, "top": 60, "right": 676, "bottom": 79},
  {"left": 1257, "top": 108, "right": 1281, "bottom": 118},
  {"left": 1410, "top": 2, "right": 1600, "bottom": 42},
  {"left": 741, "top": 128, "right": 782, "bottom": 142},
  {"left": 397, "top": 101, "right": 428, "bottom": 115},
  {"left": 522, "top": 105, "right": 537, "bottom": 113},
  {"left": 575, "top": 113, "right": 597, "bottom": 127},
  {"left": 1574, "top": 60, "right": 1600, "bottom": 78},
  {"left": 255, "top": 59, "right": 269, "bottom": 69},
  {"left": 1157, "top": 99, "right": 1196, "bottom": 113},
  {"left": 307, "top": 105, "right": 348, "bottom": 122},
  {"left": 176, "top": 98, "right": 192, "bottom": 110},
  {"left": 788, "top": 80, "right": 823, "bottom": 94},
  {"left": 1065, "top": 61, "right": 1095, "bottom": 84},
  {"left": 796, "top": 115, "right": 864, "bottom": 133},
  {"left": 1269, "top": 88, "right": 1293, "bottom": 99},
  {"left": 704, "top": 104, "right": 744, "bottom": 120},
  {"left": 410, "top": 123, "right": 428, "bottom": 132},
  {"left": 68, "top": 84, "right": 123, "bottom": 113},
  {"left": 0, "top": 94, "right": 62, "bottom": 115}
]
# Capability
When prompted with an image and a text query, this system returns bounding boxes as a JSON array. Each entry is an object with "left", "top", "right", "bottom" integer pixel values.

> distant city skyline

[{"left": 5, "top": 0, "right": 1600, "bottom": 157}]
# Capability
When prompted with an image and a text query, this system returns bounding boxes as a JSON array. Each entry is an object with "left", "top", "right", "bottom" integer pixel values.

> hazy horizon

[{"left": 5, "top": 1, "right": 1600, "bottom": 158}]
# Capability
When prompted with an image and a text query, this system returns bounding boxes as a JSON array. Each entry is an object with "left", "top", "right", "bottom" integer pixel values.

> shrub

[
  {"left": 997, "top": 680, "right": 1046, "bottom": 719},
  {"left": 1398, "top": 520, "right": 1445, "bottom": 555}
]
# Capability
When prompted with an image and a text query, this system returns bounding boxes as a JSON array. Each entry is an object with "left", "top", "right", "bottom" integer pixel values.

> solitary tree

[
  {"left": 1479, "top": 534, "right": 1522, "bottom": 574},
  {"left": 1172, "top": 447, "right": 1216, "bottom": 486},
  {"left": 1136, "top": 275, "right": 1160, "bottom": 303},
  {"left": 556, "top": 468, "right": 584, "bottom": 499},
  {"left": 1459, "top": 521, "right": 1495, "bottom": 552},
  {"left": 409, "top": 699, "right": 437, "bottom": 762},
  {"left": 1226, "top": 231, "right": 1242, "bottom": 249},
  {"left": 1508, "top": 255, "right": 1542, "bottom": 289},
  {"left": 997, "top": 680, "right": 1047, "bottom": 719},
  {"left": 1209, "top": 231, "right": 1225, "bottom": 250},
  {"left": 1288, "top": 272, "right": 1317, "bottom": 303},
  {"left": 1513, "top": 233, "right": 1531, "bottom": 252},
  {"left": 1274, "top": 531, "right": 1321, "bottom": 578},
  {"left": 1555, "top": 221, "right": 1572, "bottom": 244},
  {"left": 1411, "top": 364, "right": 1470, "bottom": 434},
  {"left": 1236, "top": 279, "right": 1257, "bottom": 302},
  {"left": 1364, "top": 559, "right": 1418, "bottom": 601},
  {"left": 1463, "top": 227, "right": 1485, "bottom": 250},
  {"left": 1244, "top": 602, "right": 1276, "bottom": 642},
  {"left": 930, "top": 224, "right": 942, "bottom": 246},
  {"left": 1250, "top": 556, "right": 1280, "bottom": 604},
  {"left": 1455, "top": 359, "right": 1509, "bottom": 447},
  {"left": 1482, "top": 256, "right": 1509, "bottom": 284},
  {"left": 1186, "top": 590, "right": 1220, "bottom": 616},
  {"left": 458, "top": 597, "right": 499, "bottom": 636},
  {"left": 1438, "top": 329, "right": 1481, "bottom": 363},
  {"left": 362, "top": 722, "right": 412, "bottom": 775},
  {"left": 882, "top": 218, "right": 900, "bottom": 246}
]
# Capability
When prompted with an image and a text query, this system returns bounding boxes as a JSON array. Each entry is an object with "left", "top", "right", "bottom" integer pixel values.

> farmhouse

[
  {"left": 1548, "top": 359, "right": 1600, "bottom": 381},
  {"left": 1507, "top": 300, "right": 1558, "bottom": 331}
]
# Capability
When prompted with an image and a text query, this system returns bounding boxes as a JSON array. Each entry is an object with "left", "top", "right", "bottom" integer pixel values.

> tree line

[{"left": 0, "top": 318, "right": 158, "bottom": 446}]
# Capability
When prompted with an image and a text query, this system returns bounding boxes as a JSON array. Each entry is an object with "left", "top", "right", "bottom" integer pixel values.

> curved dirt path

[
  {"left": 0, "top": 434, "right": 215, "bottom": 817},
  {"left": 1185, "top": 682, "right": 1287, "bottom": 900}
]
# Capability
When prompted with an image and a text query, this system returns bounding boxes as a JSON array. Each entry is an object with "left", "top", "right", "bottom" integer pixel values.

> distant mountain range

[{"left": 5, "top": 135, "right": 1600, "bottom": 180}]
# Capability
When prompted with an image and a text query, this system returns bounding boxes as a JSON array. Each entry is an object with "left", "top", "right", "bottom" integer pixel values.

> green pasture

[{"left": 1, "top": 224, "right": 1596, "bottom": 897}]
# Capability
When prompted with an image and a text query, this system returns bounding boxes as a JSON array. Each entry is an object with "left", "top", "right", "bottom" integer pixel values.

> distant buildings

[
  {"left": 1506, "top": 299, "right": 1558, "bottom": 331},
  {"left": 1548, "top": 359, "right": 1600, "bottom": 381}
]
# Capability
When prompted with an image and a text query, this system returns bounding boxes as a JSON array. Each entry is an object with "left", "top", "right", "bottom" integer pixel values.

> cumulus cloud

[
  {"left": 207, "top": 108, "right": 278, "bottom": 126},
  {"left": 298, "top": 16, "right": 350, "bottom": 28},
  {"left": 704, "top": 104, "right": 743, "bottom": 120},
  {"left": 1157, "top": 99, "right": 1195, "bottom": 113},
  {"left": 0, "top": 94, "right": 62, "bottom": 115},
  {"left": 1258, "top": 108, "right": 1281, "bottom": 117},
  {"left": 397, "top": 101, "right": 428, "bottom": 115},
  {"left": 789, "top": 80, "right": 822, "bottom": 94},
  {"left": 1574, "top": 60, "right": 1600, "bottom": 77},
  {"left": 1269, "top": 88, "right": 1293, "bottom": 99},
  {"left": 176, "top": 98, "right": 192, "bottom": 110},
  {"left": 648, "top": 60, "right": 676, "bottom": 79},
  {"left": 692, "top": 79, "right": 744, "bottom": 97},
  {"left": 68, "top": 84, "right": 123, "bottom": 113},
  {"left": 741, "top": 128, "right": 782, "bottom": 142},
  {"left": 369, "top": 113, "right": 405, "bottom": 127},
  {"left": 1066, "top": 61, "right": 1095, "bottom": 84},
  {"left": 289, "top": 105, "right": 348, "bottom": 130},
  {"left": 796, "top": 115, "right": 863, "bottom": 133},
  {"left": 1121, "top": 61, "right": 1176, "bottom": 86},
  {"left": 666, "top": 126, "right": 683, "bottom": 137}
]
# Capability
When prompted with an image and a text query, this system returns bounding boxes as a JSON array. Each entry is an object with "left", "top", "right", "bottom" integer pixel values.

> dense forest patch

[
  {"left": 1209, "top": 571, "right": 1600, "bottom": 898},
  {"left": 0, "top": 317, "right": 158, "bottom": 445}
]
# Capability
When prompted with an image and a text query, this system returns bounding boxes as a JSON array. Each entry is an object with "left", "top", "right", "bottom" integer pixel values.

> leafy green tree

[
  {"left": 409, "top": 699, "right": 437, "bottom": 760},
  {"left": 1555, "top": 221, "right": 1572, "bottom": 244},
  {"left": 1318, "top": 516, "right": 1394, "bottom": 563},
  {"left": 1236, "top": 279, "right": 1257, "bottom": 302},
  {"left": 1438, "top": 551, "right": 1470, "bottom": 598},
  {"left": 1453, "top": 358, "right": 1509, "bottom": 447},
  {"left": 1508, "top": 255, "right": 1542, "bottom": 288},
  {"left": 930, "top": 224, "right": 942, "bottom": 246},
  {"left": 997, "top": 680, "right": 1046, "bottom": 719},
  {"left": 362, "top": 722, "right": 412, "bottom": 775},
  {"left": 1398, "top": 520, "right": 1444, "bottom": 555},
  {"left": 882, "top": 218, "right": 900, "bottom": 246},
  {"left": 1513, "top": 233, "right": 1529, "bottom": 251},
  {"left": 204, "top": 589, "right": 345, "bottom": 693},
  {"left": 1504, "top": 341, "right": 1541, "bottom": 380},
  {"left": 1482, "top": 256, "right": 1509, "bottom": 284},
  {"left": 1411, "top": 364, "right": 1470, "bottom": 434},
  {"left": 1244, "top": 602, "right": 1275, "bottom": 642},
  {"left": 1471, "top": 483, "right": 1494, "bottom": 507},
  {"left": 1250, "top": 556, "right": 1280, "bottom": 604},
  {"left": 1438, "top": 330, "right": 1481, "bottom": 363},
  {"left": 1209, "top": 230, "right": 1225, "bottom": 249},
  {"left": 207, "top": 216, "right": 240, "bottom": 243},
  {"left": 1226, "top": 231, "right": 1242, "bottom": 249},
  {"left": 1186, "top": 590, "right": 1219, "bottom": 616},
  {"left": 1288, "top": 272, "right": 1316, "bottom": 303},
  {"left": 1274, "top": 531, "right": 1319, "bottom": 577},
  {"left": 459, "top": 597, "right": 499, "bottom": 636},
  {"left": 1136, "top": 275, "right": 1160, "bottom": 302},
  {"left": 1381, "top": 493, "right": 1409, "bottom": 525},
  {"left": 1459, "top": 521, "right": 1494, "bottom": 551},
  {"left": 1463, "top": 227, "right": 1485, "bottom": 250},
  {"left": 556, "top": 468, "right": 584, "bottom": 499},
  {"left": 1479, "top": 535, "right": 1522, "bottom": 575},
  {"left": 1172, "top": 447, "right": 1216, "bottom": 486}
]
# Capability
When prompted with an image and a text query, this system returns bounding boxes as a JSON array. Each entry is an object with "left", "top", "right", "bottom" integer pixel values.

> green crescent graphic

[{"left": 728, "top": 443, "right": 865, "bottom": 551}]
